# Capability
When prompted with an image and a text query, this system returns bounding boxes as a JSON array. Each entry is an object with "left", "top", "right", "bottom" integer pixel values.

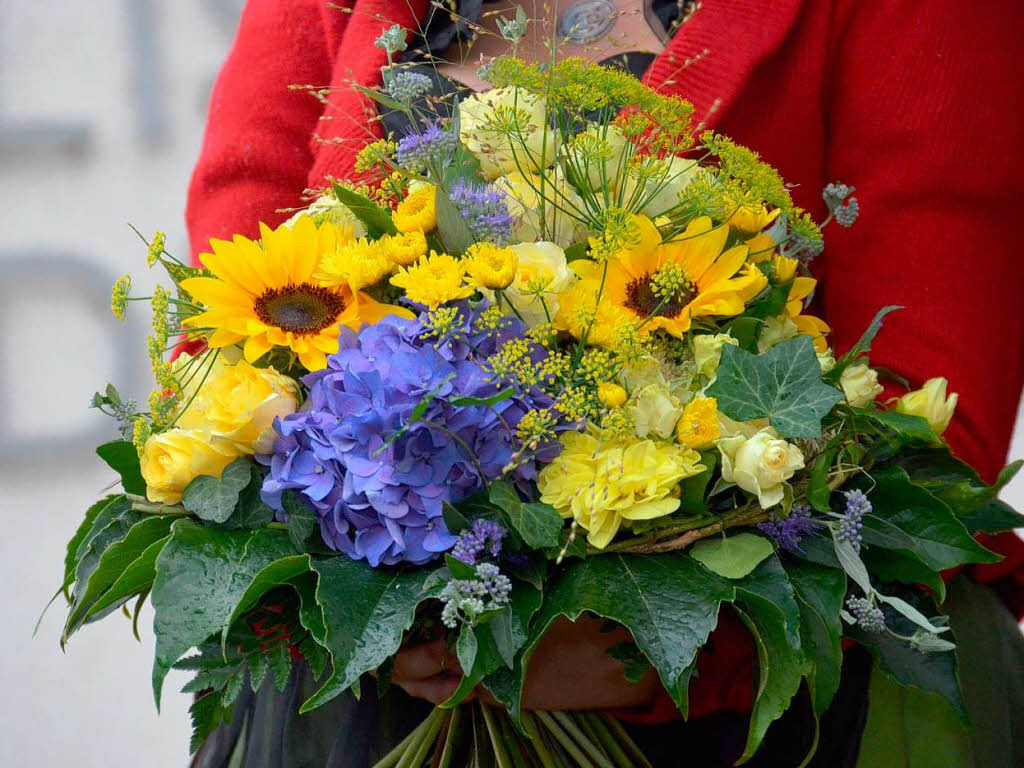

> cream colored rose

[
  {"left": 487, "top": 241, "right": 574, "bottom": 327},
  {"left": 178, "top": 358, "right": 299, "bottom": 454},
  {"left": 284, "top": 192, "right": 366, "bottom": 238},
  {"left": 694, "top": 333, "right": 739, "bottom": 381},
  {"left": 717, "top": 428, "right": 805, "bottom": 509},
  {"left": 140, "top": 429, "right": 240, "bottom": 504},
  {"left": 757, "top": 315, "right": 798, "bottom": 353},
  {"left": 620, "top": 154, "right": 699, "bottom": 219},
  {"left": 840, "top": 363, "right": 883, "bottom": 408},
  {"left": 565, "top": 124, "right": 631, "bottom": 192},
  {"left": 817, "top": 349, "right": 837, "bottom": 374},
  {"left": 459, "top": 86, "right": 555, "bottom": 179},
  {"left": 495, "top": 170, "right": 585, "bottom": 247},
  {"left": 628, "top": 382, "right": 686, "bottom": 440},
  {"left": 893, "top": 377, "right": 958, "bottom": 435}
]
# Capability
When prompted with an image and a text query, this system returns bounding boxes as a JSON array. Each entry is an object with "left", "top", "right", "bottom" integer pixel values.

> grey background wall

[{"left": 0, "top": 2, "right": 1021, "bottom": 766}]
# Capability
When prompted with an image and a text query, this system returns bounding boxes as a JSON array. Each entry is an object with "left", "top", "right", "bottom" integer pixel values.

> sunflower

[
  {"left": 784, "top": 272, "right": 831, "bottom": 352},
  {"left": 181, "top": 217, "right": 411, "bottom": 371},
  {"left": 557, "top": 214, "right": 767, "bottom": 341}
]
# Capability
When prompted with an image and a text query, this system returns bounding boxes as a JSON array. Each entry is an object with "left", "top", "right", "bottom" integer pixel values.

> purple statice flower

[
  {"left": 757, "top": 505, "right": 820, "bottom": 554},
  {"left": 448, "top": 179, "right": 515, "bottom": 245},
  {"left": 395, "top": 120, "right": 457, "bottom": 169},
  {"left": 836, "top": 489, "right": 870, "bottom": 552},
  {"left": 261, "top": 312, "right": 558, "bottom": 567},
  {"left": 451, "top": 519, "right": 506, "bottom": 565}
]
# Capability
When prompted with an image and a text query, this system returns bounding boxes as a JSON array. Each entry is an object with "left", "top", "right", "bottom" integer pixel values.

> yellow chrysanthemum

[
  {"left": 463, "top": 242, "right": 518, "bottom": 289},
  {"left": 785, "top": 274, "right": 831, "bottom": 352},
  {"left": 557, "top": 215, "right": 768, "bottom": 341},
  {"left": 393, "top": 184, "right": 437, "bottom": 233},
  {"left": 390, "top": 251, "right": 474, "bottom": 309},
  {"left": 181, "top": 217, "right": 411, "bottom": 371},
  {"left": 315, "top": 237, "right": 392, "bottom": 291},
  {"left": 381, "top": 230, "right": 428, "bottom": 267},
  {"left": 597, "top": 382, "right": 628, "bottom": 408},
  {"left": 538, "top": 429, "right": 705, "bottom": 548},
  {"left": 675, "top": 397, "right": 721, "bottom": 450}
]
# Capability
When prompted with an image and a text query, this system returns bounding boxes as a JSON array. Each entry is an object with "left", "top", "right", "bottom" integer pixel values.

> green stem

[
  {"left": 596, "top": 713, "right": 654, "bottom": 768},
  {"left": 481, "top": 704, "right": 515, "bottom": 768},
  {"left": 436, "top": 706, "right": 462, "bottom": 768},
  {"left": 550, "top": 712, "right": 615, "bottom": 768},
  {"left": 580, "top": 713, "right": 634, "bottom": 768},
  {"left": 520, "top": 712, "right": 560, "bottom": 768},
  {"left": 397, "top": 708, "right": 445, "bottom": 768},
  {"left": 534, "top": 711, "right": 597, "bottom": 768},
  {"left": 372, "top": 712, "right": 433, "bottom": 768}
]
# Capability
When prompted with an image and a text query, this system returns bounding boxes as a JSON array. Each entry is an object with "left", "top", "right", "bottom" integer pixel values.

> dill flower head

[
  {"left": 390, "top": 251, "right": 474, "bottom": 309},
  {"left": 463, "top": 242, "right": 518, "bottom": 290},
  {"left": 538, "top": 429, "right": 705, "bottom": 548},
  {"left": 110, "top": 273, "right": 132, "bottom": 321},
  {"left": 393, "top": 184, "right": 437, "bottom": 233}
]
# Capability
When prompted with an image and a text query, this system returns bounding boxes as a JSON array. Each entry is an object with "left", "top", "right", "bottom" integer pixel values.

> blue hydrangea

[
  {"left": 261, "top": 309, "right": 558, "bottom": 566},
  {"left": 448, "top": 179, "right": 515, "bottom": 245}
]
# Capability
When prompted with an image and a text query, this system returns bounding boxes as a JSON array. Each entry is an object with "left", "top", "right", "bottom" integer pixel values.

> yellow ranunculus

[
  {"left": 597, "top": 382, "right": 628, "bottom": 408},
  {"left": 380, "top": 231, "right": 428, "bottom": 267},
  {"left": 538, "top": 430, "right": 705, "bottom": 548},
  {"left": 717, "top": 427, "right": 805, "bottom": 509},
  {"left": 178, "top": 357, "right": 299, "bottom": 454},
  {"left": 893, "top": 377, "right": 958, "bottom": 435},
  {"left": 840, "top": 363, "right": 883, "bottom": 409},
  {"left": 140, "top": 428, "right": 240, "bottom": 504},
  {"left": 393, "top": 185, "right": 437, "bottom": 233},
  {"left": 487, "top": 241, "right": 574, "bottom": 327},
  {"left": 463, "top": 243, "right": 518, "bottom": 290},
  {"left": 675, "top": 397, "right": 720, "bottom": 450},
  {"left": 459, "top": 87, "right": 555, "bottom": 179}
]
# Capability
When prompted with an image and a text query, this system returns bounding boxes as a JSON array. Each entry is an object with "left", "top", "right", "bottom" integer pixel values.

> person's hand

[{"left": 390, "top": 615, "right": 660, "bottom": 710}]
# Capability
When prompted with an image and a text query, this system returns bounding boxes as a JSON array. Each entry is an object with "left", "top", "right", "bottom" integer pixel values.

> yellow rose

[
  {"left": 140, "top": 428, "right": 240, "bottom": 504},
  {"left": 817, "top": 349, "right": 837, "bottom": 374},
  {"left": 758, "top": 315, "right": 799, "bottom": 353},
  {"left": 494, "top": 170, "right": 585, "bottom": 247},
  {"left": 178, "top": 358, "right": 299, "bottom": 454},
  {"left": 840, "top": 363, "right": 883, "bottom": 408},
  {"left": 893, "top": 377, "right": 958, "bottom": 435},
  {"left": 459, "top": 87, "right": 555, "bottom": 179},
  {"left": 717, "top": 428, "right": 805, "bottom": 509},
  {"left": 484, "top": 241, "right": 574, "bottom": 327},
  {"left": 620, "top": 154, "right": 699, "bottom": 219},
  {"left": 284, "top": 192, "right": 366, "bottom": 238},
  {"left": 694, "top": 333, "right": 739, "bottom": 381}
]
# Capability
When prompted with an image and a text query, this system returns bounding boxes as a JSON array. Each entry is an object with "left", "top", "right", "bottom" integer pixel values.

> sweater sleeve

[
  {"left": 821, "top": 0, "right": 1024, "bottom": 593},
  {"left": 185, "top": 0, "right": 352, "bottom": 262}
]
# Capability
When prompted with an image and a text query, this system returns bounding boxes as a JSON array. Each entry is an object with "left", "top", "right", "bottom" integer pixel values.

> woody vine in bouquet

[{"left": 62, "top": 25, "right": 1023, "bottom": 768}]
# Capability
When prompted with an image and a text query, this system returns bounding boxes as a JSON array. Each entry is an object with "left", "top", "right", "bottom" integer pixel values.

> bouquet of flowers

[{"left": 57, "top": 27, "right": 1022, "bottom": 767}]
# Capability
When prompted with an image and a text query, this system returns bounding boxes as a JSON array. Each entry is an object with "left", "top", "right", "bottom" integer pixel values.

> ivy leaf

[
  {"left": 787, "top": 561, "right": 846, "bottom": 716},
  {"left": 489, "top": 481, "right": 564, "bottom": 550},
  {"left": 330, "top": 181, "right": 397, "bottom": 238},
  {"left": 151, "top": 521, "right": 294, "bottom": 706},
  {"left": 223, "top": 465, "right": 276, "bottom": 530},
  {"left": 691, "top": 533, "right": 775, "bottom": 580},
  {"left": 516, "top": 554, "right": 734, "bottom": 713},
  {"left": 96, "top": 441, "right": 146, "bottom": 495},
  {"left": 862, "top": 466, "right": 999, "bottom": 569},
  {"left": 182, "top": 459, "right": 252, "bottom": 524},
  {"left": 706, "top": 335, "right": 843, "bottom": 438},
  {"left": 298, "top": 557, "right": 443, "bottom": 711},
  {"left": 282, "top": 491, "right": 318, "bottom": 552},
  {"left": 84, "top": 535, "right": 171, "bottom": 620},
  {"left": 735, "top": 556, "right": 802, "bottom": 649}
]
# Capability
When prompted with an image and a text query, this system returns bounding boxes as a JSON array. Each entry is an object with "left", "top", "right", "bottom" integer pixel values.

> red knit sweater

[{"left": 185, "top": 0, "right": 1024, "bottom": 721}]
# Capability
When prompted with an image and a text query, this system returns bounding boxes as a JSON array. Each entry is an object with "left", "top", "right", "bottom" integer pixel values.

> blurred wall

[{"left": 0, "top": 1, "right": 1022, "bottom": 767}]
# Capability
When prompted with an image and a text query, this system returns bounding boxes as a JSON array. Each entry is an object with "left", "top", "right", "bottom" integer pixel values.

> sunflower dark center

[
  {"left": 253, "top": 283, "right": 346, "bottom": 335},
  {"left": 623, "top": 274, "right": 692, "bottom": 319}
]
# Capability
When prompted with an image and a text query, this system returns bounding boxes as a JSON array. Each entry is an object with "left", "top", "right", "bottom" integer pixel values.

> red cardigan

[{"left": 186, "top": 0, "right": 1024, "bottom": 720}]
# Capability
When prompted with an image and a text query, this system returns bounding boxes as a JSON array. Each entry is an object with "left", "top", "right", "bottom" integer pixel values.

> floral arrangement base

[{"left": 373, "top": 704, "right": 653, "bottom": 768}]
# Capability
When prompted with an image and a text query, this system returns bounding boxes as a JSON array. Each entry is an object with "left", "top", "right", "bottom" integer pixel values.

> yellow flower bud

[
  {"left": 140, "top": 428, "right": 240, "bottom": 504},
  {"left": 893, "top": 377, "right": 958, "bottom": 435},
  {"left": 598, "top": 382, "right": 628, "bottom": 409},
  {"left": 840, "top": 363, "right": 883, "bottom": 408}
]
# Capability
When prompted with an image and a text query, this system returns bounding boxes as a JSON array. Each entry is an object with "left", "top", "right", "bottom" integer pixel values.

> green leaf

[
  {"left": 84, "top": 535, "right": 170, "bottom": 620},
  {"left": 679, "top": 451, "right": 717, "bottom": 515},
  {"left": 298, "top": 558, "right": 443, "bottom": 711},
  {"left": 862, "top": 548, "right": 946, "bottom": 604},
  {"left": 448, "top": 388, "right": 515, "bottom": 407},
  {"left": 435, "top": 186, "right": 476, "bottom": 255},
  {"left": 282, "top": 491, "right": 318, "bottom": 552},
  {"left": 854, "top": 409, "right": 938, "bottom": 447},
  {"left": 220, "top": 554, "right": 312, "bottom": 650},
  {"left": 862, "top": 466, "right": 999, "bottom": 569},
  {"left": 329, "top": 181, "right": 397, "bottom": 238},
  {"left": 489, "top": 481, "right": 564, "bottom": 550},
  {"left": 807, "top": 446, "right": 837, "bottom": 513},
  {"left": 62, "top": 495, "right": 121, "bottom": 590},
  {"left": 563, "top": 241, "right": 588, "bottom": 261},
  {"left": 151, "top": 521, "right": 294, "bottom": 705},
  {"left": 706, "top": 335, "right": 843, "bottom": 438},
  {"left": 691, "top": 533, "right": 775, "bottom": 580},
  {"left": 518, "top": 554, "right": 734, "bottom": 713},
  {"left": 223, "top": 464, "right": 276, "bottom": 530},
  {"left": 96, "top": 441, "right": 146, "bottom": 495},
  {"left": 181, "top": 459, "right": 252, "bottom": 524},
  {"left": 442, "top": 142, "right": 484, "bottom": 189},
  {"left": 743, "top": 282, "right": 791, "bottom": 320},
  {"left": 855, "top": 665, "right": 973, "bottom": 768},
  {"left": 836, "top": 305, "right": 902, "bottom": 369},
  {"left": 490, "top": 582, "right": 543, "bottom": 669},
  {"left": 735, "top": 556, "right": 802, "bottom": 648},
  {"left": 787, "top": 561, "right": 846, "bottom": 716},
  {"left": 64, "top": 514, "right": 175, "bottom": 638},
  {"left": 959, "top": 498, "right": 1024, "bottom": 537},
  {"left": 443, "top": 623, "right": 506, "bottom": 708}
]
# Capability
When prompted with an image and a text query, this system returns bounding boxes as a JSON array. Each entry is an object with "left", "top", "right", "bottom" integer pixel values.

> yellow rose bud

[
  {"left": 598, "top": 382, "right": 628, "bottom": 409},
  {"left": 675, "top": 397, "right": 721, "bottom": 451},
  {"left": 717, "top": 428, "right": 805, "bottom": 509},
  {"left": 893, "top": 377, "right": 958, "bottom": 435},
  {"left": 140, "top": 428, "right": 239, "bottom": 504},
  {"left": 840, "top": 363, "right": 883, "bottom": 408},
  {"left": 178, "top": 358, "right": 299, "bottom": 454}
]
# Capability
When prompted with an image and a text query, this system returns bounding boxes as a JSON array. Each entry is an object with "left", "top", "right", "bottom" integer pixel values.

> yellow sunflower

[
  {"left": 181, "top": 217, "right": 411, "bottom": 371},
  {"left": 557, "top": 215, "right": 767, "bottom": 341},
  {"left": 784, "top": 272, "right": 830, "bottom": 352}
]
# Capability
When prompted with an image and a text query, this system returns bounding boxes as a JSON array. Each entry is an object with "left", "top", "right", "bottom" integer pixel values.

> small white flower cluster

[{"left": 440, "top": 563, "right": 512, "bottom": 628}]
